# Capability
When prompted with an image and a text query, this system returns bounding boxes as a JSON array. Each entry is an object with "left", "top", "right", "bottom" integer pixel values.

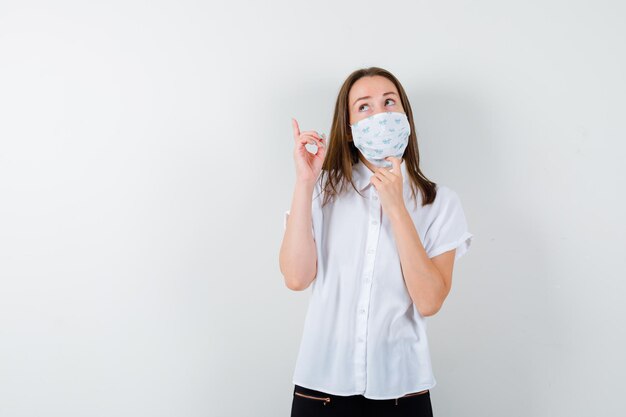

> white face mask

[{"left": 350, "top": 111, "right": 411, "bottom": 168}]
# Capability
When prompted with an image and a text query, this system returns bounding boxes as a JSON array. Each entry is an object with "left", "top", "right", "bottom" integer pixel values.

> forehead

[{"left": 348, "top": 75, "right": 398, "bottom": 100}]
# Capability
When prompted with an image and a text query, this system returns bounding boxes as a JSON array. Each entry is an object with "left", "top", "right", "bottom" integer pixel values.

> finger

[
  {"left": 387, "top": 156, "right": 401, "bottom": 175},
  {"left": 296, "top": 139, "right": 317, "bottom": 156},
  {"left": 291, "top": 118, "right": 301, "bottom": 141},
  {"left": 370, "top": 174, "right": 381, "bottom": 187},
  {"left": 376, "top": 168, "right": 393, "bottom": 180},
  {"left": 298, "top": 141, "right": 324, "bottom": 159},
  {"left": 301, "top": 130, "right": 325, "bottom": 141},
  {"left": 297, "top": 138, "right": 322, "bottom": 156},
  {"left": 371, "top": 170, "right": 388, "bottom": 183},
  {"left": 298, "top": 138, "right": 320, "bottom": 150},
  {"left": 300, "top": 134, "right": 326, "bottom": 148},
  {"left": 375, "top": 159, "right": 396, "bottom": 178},
  {"left": 375, "top": 163, "right": 392, "bottom": 175}
]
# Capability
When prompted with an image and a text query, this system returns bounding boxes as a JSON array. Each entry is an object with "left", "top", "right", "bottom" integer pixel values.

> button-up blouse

[{"left": 283, "top": 158, "right": 473, "bottom": 399}]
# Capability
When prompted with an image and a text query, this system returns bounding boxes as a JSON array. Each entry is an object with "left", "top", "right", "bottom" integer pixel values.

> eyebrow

[{"left": 352, "top": 91, "right": 398, "bottom": 107}]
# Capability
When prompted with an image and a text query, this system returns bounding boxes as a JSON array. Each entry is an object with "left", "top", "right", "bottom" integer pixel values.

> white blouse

[{"left": 283, "top": 158, "right": 473, "bottom": 399}]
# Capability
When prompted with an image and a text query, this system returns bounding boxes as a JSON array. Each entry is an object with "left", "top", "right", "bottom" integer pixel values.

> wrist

[
  {"left": 295, "top": 178, "right": 316, "bottom": 190},
  {"left": 386, "top": 204, "right": 408, "bottom": 222}
]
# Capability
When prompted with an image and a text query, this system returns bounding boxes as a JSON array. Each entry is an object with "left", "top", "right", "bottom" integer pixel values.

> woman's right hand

[{"left": 291, "top": 118, "right": 326, "bottom": 185}]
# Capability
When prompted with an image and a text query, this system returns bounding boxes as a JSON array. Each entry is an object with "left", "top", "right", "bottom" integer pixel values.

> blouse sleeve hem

[{"left": 428, "top": 232, "right": 473, "bottom": 261}]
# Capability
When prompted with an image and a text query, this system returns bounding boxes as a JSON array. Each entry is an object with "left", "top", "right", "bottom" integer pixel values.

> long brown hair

[{"left": 318, "top": 67, "right": 438, "bottom": 210}]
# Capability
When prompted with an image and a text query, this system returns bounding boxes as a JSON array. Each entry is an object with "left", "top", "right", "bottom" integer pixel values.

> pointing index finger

[{"left": 291, "top": 117, "right": 301, "bottom": 141}]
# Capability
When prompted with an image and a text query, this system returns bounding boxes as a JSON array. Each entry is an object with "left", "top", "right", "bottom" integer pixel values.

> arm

[
  {"left": 279, "top": 180, "right": 317, "bottom": 291},
  {"left": 387, "top": 207, "right": 455, "bottom": 317}
]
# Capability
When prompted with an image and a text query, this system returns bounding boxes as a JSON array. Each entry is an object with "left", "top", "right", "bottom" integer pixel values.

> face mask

[{"left": 350, "top": 111, "right": 411, "bottom": 168}]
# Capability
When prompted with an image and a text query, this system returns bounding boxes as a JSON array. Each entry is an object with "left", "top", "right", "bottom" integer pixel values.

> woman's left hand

[{"left": 370, "top": 156, "right": 406, "bottom": 217}]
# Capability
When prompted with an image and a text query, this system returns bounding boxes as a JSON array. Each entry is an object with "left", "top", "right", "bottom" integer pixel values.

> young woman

[{"left": 279, "top": 67, "right": 474, "bottom": 417}]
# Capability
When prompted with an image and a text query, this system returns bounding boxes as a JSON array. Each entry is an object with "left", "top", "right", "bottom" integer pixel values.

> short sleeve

[{"left": 425, "top": 187, "right": 473, "bottom": 261}]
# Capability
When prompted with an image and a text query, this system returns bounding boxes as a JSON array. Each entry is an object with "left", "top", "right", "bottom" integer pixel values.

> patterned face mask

[{"left": 350, "top": 111, "right": 411, "bottom": 168}]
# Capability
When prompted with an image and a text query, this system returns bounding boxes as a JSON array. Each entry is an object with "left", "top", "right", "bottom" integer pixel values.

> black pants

[{"left": 290, "top": 384, "right": 434, "bottom": 417}]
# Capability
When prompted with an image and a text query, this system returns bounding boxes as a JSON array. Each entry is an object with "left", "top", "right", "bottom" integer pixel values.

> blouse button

[
  {"left": 373, "top": 196, "right": 378, "bottom": 200},
  {"left": 371, "top": 220, "right": 377, "bottom": 225},
  {"left": 359, "top": 308, "right": 366, "bottom": 314}
]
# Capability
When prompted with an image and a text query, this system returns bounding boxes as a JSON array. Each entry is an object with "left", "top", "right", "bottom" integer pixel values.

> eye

[{"left": 358, "top": 98, "right": 396, "bottom": 112}]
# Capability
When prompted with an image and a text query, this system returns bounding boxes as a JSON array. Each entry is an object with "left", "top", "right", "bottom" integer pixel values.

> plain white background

[{"left": 1, "top": 1, "right": 624, "bottom": 416}]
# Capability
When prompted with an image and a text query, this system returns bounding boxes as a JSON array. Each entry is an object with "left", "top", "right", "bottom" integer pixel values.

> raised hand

[{"left": 291, "top": 117, "right": 326, "bottom": 185}]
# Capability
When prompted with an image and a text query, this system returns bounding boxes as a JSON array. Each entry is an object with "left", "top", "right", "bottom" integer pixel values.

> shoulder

[
  {"left": 415, "top": 184, "right": 466, "bottom": 229},
  {"left": 434, "top": 184, "right": 461, "bottom": 204},
  {"left": 421, "top": 183, "right": 461, "bottom": 213},
  {"left": 422, "top": 183, "right": 473, "bottom": 260}
]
